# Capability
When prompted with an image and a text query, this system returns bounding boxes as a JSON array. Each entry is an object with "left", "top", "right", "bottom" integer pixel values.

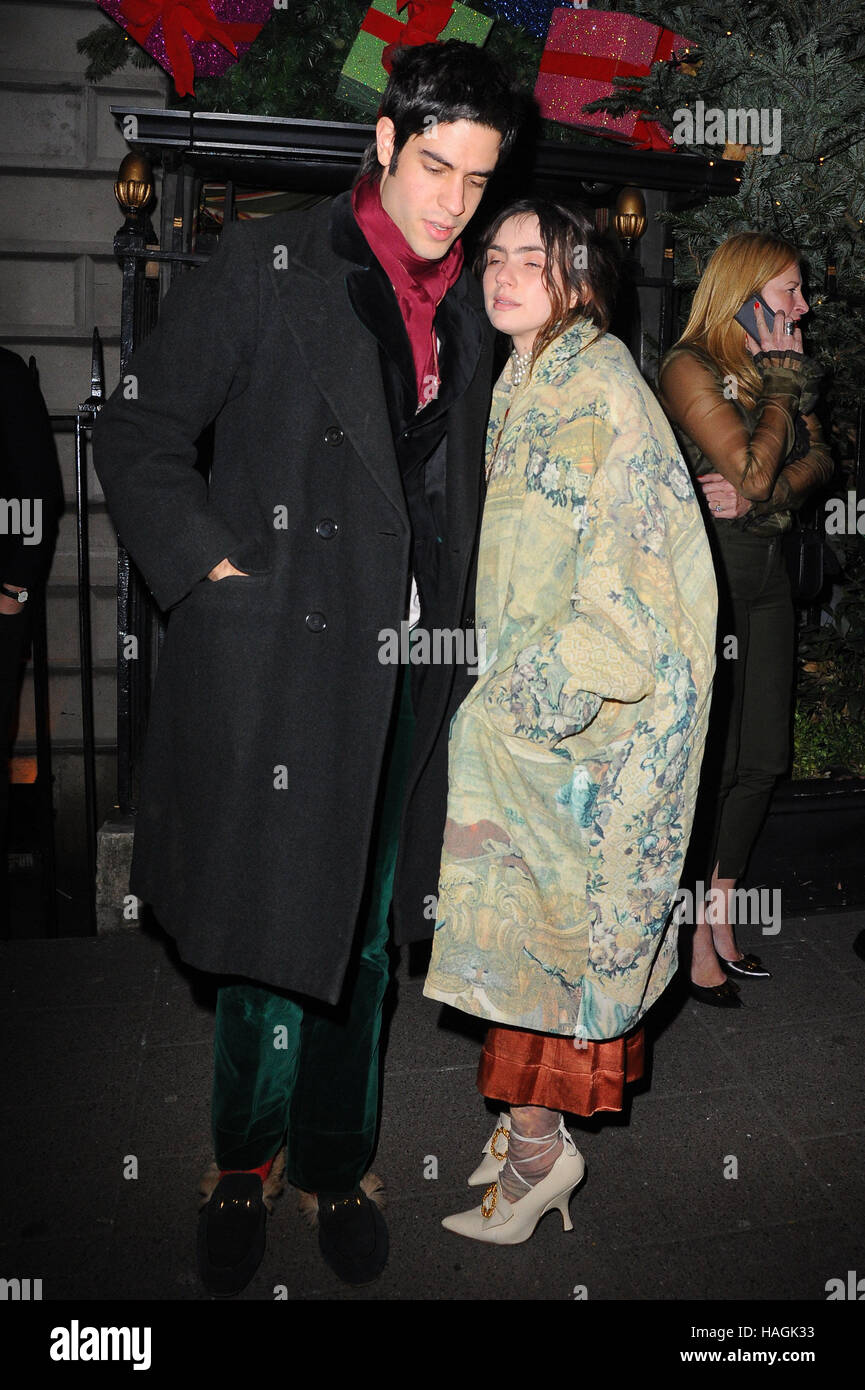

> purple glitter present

[{"left": 96, "top": 0, "right": 274, "bottom": 96}]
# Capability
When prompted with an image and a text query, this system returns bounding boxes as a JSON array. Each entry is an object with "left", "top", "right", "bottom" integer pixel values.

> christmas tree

[
  {"left": 589, "top": 0, "right": 865, "bottom": 774},
  {"left": 593, "top": 0, "right": 865, "bottom": 399}
]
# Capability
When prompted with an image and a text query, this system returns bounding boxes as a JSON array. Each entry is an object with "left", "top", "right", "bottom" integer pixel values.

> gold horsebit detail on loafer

[
  {"left": 481, "top": 1183, "right": 498, "bottom": 1219},
  {"left": 325, "top": 1196, "right": 363, "bottom": 1213},
  {"left": 489, "top": 1125, "right": 509, "bottom": 1162}
]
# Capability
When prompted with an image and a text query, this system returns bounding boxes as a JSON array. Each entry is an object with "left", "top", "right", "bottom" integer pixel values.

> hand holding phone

[
  {"left": 734, "top": 292, "right": 776, "bottom": 342},
  {"left": 735, "top": 294, "right": 802, "bottom": 355}
]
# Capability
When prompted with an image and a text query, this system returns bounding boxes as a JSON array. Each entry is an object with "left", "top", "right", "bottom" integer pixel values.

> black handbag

[{"left": 784, "top": 507, "right": 825, "bottom": 606}]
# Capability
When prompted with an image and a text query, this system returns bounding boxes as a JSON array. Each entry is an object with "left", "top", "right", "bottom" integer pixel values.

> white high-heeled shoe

[
  {"left": 443, "top": 1123, "right": 585, "bottom": 1245},
  {"left": 467, "top": 1113, "right": 511, "bottom": 1187}
]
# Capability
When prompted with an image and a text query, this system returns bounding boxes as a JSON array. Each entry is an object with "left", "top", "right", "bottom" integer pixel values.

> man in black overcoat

[{"left": 94, "top": 42, "right": 520, "bottom": 1292}]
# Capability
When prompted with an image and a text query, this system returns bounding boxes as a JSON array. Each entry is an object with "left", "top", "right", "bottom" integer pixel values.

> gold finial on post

[
  {"left": 114, "top": 153, "right": 153, "bottom": 218},
  {"left": 613, "top": 186, "right": 647, "bottom": 252}
]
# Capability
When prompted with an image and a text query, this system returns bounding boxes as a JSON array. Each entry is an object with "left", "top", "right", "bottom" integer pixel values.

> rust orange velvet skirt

[{"left": 478, "top": 1024, "right": 645, "bottom": 1116}]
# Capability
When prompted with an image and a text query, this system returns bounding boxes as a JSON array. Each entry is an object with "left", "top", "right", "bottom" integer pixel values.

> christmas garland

[{"left": 78, "top": 1, "right": 611, "bottom": 147}]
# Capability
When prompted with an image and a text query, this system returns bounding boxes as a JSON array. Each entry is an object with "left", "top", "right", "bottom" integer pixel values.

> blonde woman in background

[{"left": 659, "top": 233, "right": 832, "bottom": 1008}]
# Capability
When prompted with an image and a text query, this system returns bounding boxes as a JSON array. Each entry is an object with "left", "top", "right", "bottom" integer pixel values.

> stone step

[
  {"left": 11, "top": 739, "right": 118, "bottom": 760},
  {"left": 50, "top": 502, "right": 117, "bottom": 585},
  {"left": 16, "top": 661, "right": 116, "bottom": 745},
  {"left": 44, "top": 582, "right": 118, "bottom": 664}
]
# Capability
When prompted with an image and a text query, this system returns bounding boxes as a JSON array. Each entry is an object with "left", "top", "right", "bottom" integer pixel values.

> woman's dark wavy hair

[
  {"left": 355, "top": 40, "right": 521, "bottom": 183},
  {"left": 474, "top": 197, "right": 621, "bottom": 373}
]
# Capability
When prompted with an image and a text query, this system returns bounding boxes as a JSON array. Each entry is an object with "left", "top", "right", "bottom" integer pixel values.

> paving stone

[
  {"left": 123, "top": 1043, "right": 212, "bottom": 1160},
  {"left": 2, "top": 932, "right": 162, "bottom": 1011},
  {"left": 0, "top": 917, "right": 862, "bottom": 1304},
  {"left": 0, "top": 1233, "right": 115, "bottom": 1302},
  {"left": 0, "top": 1006, "right": 146, "bottom": 1109},
  {"left": 0, "top": 1095, "right": 134, "bottom": 1244}
]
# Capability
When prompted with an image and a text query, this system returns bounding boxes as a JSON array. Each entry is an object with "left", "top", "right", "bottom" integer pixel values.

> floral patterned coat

[{"left": 423, "top": 319, "right": 718, "bottom": 1040}]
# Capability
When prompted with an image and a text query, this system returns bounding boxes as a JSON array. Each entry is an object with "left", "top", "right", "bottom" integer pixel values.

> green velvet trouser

[{"left": 211, "top": 668, "right": 414, "bottom": 1193}]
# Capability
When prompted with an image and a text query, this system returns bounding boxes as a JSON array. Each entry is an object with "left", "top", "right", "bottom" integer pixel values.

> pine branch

[{"left": 77, "top": 23, "right": 136, "bottom": 81}]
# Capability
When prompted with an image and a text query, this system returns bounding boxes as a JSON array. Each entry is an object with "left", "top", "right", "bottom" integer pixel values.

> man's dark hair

[
  {"left": 474, "top": 197, "right": 621, "bottom": 370},
  {"left": 355, "top": 40, "right": 520, "bottom": 182}
]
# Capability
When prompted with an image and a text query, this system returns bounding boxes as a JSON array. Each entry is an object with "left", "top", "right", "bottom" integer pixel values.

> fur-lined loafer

[
  {"left": 197, "top": 1151, "right": 285, "bottom": 1297},
  {"left": 298, "top": 1173, "right": 388, "bottom": 1285}
]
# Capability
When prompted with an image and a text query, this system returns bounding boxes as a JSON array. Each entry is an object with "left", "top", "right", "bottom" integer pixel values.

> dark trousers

[
  {"left": 694, "top": 526, "right": 795, "bottom": 882},
  {"left": 211, "top": 668, "right": 415, "bottom": 1192},
  {"left": 0, "top": 608, "right": 32, "bottom": 917}
]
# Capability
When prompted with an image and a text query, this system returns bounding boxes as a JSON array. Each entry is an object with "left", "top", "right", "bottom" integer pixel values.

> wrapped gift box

[
  {"left": 338, "top": 1, "right": 494, "bottom": 118},
  {"left": 97, "top": 0, "right": 273, "bottom": 97},
  {"left": 534, "top": 7, "right": 691, "bottom": 149}
]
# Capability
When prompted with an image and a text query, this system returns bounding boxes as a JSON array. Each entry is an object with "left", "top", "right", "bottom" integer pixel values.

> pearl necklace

[{"left": 510, "top": 348, "right": 533, "bottom": 385}]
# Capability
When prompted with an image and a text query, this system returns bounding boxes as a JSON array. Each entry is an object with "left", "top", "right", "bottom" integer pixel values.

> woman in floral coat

[{"left": 423, "top": 199, "right": 718, "bottom": 1243}]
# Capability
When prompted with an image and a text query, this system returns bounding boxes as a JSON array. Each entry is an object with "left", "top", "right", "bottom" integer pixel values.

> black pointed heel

[
  {"left": 720, "top": 953, "right": 771, "bottom": 979},
  {"left": 689, "top": 979, "right": 743, "bottom": 1008}
]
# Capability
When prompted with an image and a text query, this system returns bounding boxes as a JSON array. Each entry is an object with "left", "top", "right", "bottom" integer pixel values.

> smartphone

[{"left": 734, "top": 291, "right": 777, "bottom": 342}]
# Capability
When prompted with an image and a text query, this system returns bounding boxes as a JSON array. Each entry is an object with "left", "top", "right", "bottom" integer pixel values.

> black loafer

[
  {"left": 689, "top": 979, "right": 743, "bottom": 1008},
  {"left": 720, "top": 952, "right": 771, "bottom": 979},
  {"left": 197, "top": 1172, "right": 267, "bottom": 1297},
  {"left": 317, "top": 1187, "right": 389, "bottom": 1285}
]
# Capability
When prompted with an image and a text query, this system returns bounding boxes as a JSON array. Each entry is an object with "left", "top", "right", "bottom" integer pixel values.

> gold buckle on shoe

[
  {"left": 326, "top": 1196, "right": 362, "bottom": 1214},
  {"left": 489, "top": 1126, "right": 509, "bottom": 1161},
  {"left": 480, "top": 1183, "right": 498, "bottom": 1219}
]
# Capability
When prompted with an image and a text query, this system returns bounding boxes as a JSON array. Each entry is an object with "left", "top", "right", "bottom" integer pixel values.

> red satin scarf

[{"left": 351, "top": 174, "right": 464, "bottom": 409}]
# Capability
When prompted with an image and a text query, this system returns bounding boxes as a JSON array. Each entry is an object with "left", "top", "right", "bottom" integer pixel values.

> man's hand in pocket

[{"left": 207, "top": 558, "right": 249, "bottom": 581}]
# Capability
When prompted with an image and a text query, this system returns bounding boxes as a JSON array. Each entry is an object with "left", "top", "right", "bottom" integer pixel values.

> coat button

[
  {"left": 305, "top": 611, "right": 327, "bottom": 633},
  {"left": 315, "top": 517, "right": 338, "bottom": 539},
  {"left": 324, "top": 426, "right": 344, "bottom": 446}
]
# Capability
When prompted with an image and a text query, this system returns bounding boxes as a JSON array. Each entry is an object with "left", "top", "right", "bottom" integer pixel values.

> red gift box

[
  {"left": 534, "top": 8, "right": 692, "bottom": 150},
  {"left": 96, "top": 0, "right": 273, "bottom": 97}
]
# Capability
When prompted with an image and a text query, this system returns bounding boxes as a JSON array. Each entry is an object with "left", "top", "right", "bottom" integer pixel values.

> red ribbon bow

[
  {"left": 121, "top": 0, "right": 262, "bottom": 96},
  {"left": 381, "top": 1, "right": 456, "bottom": 74}
]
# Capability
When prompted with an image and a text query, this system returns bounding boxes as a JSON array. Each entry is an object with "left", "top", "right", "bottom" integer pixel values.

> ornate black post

[
  {"left": 612, "top": 185, "right": 648, "bottom": 369},
  {"left": 111, "top": 153, "right": 159, "bottom": 816}
]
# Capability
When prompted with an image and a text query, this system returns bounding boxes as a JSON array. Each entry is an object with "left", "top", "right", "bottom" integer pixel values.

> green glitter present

[{"left": 338, "top": 1, "right": 494, "bottom": 118}]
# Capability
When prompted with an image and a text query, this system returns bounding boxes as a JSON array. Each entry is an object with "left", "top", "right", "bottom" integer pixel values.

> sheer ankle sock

[{"left": 499, "top": 1111, "right": 564, "bottom": 1205}]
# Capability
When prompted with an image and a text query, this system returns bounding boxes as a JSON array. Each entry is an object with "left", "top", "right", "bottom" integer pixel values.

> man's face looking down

[{"left": 376, "top": 116, "right": 502, "bottom": 260}]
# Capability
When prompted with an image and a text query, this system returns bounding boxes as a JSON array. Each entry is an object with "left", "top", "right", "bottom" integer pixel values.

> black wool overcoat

[{"left": 94, "top": 192, "right": 495, "bottom": 1002}]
